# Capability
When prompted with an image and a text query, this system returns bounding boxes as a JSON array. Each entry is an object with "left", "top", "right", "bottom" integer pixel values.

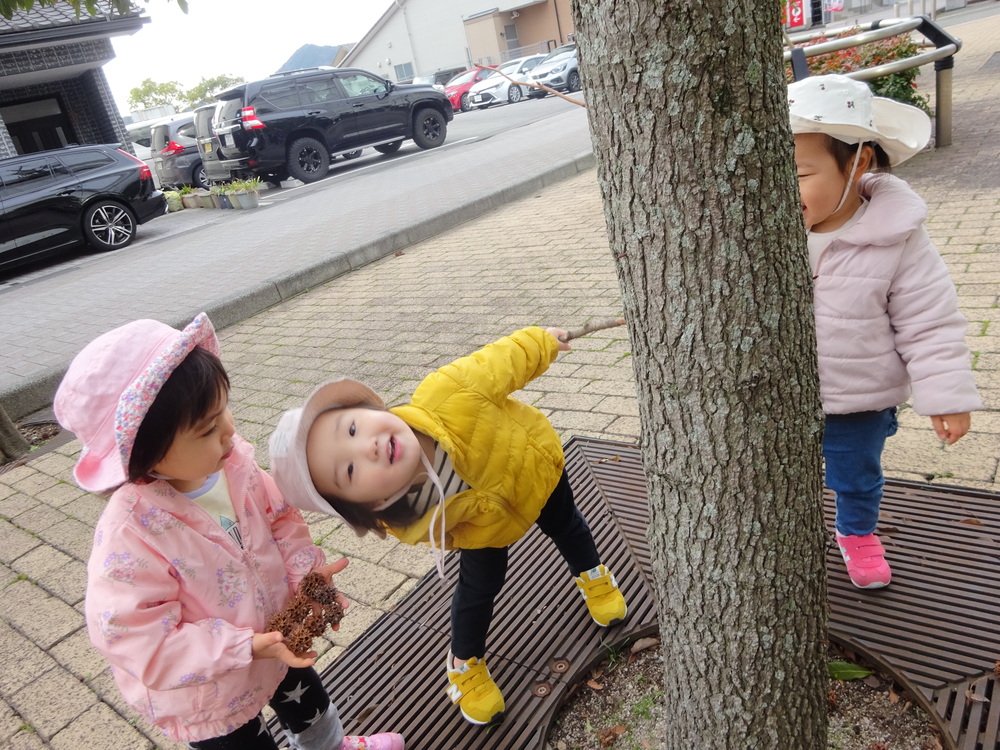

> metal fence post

[{"left": 935, "top": 61, "right": 954, "bottom": 147}]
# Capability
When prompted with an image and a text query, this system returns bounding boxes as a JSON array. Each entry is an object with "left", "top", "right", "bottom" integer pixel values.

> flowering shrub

[{"left": 788, "top": 29, "right": 931, "bottom": 114}]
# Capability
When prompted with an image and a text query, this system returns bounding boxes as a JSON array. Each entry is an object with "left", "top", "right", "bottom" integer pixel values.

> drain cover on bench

[{"left": 279, "top": 437, "right": 1000, "bottom": 750}]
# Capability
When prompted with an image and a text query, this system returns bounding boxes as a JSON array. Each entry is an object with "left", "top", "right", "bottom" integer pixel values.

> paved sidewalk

[{"left": 2, "top": 9, "right": 1000, "bottom": 749}]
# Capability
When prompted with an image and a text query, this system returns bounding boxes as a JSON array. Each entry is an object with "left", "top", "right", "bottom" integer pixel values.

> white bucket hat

[
  {"left": 788, "top": 74, "right": 931, "bottom": 166},
  {"left": 269, "top": 378, "right": 388, "bottom": 535}
]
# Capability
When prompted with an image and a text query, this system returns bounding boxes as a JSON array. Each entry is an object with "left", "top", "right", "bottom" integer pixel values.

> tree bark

[
  {"left": 0, "top": 406, "right": 29, "bottom": 463},
  {"left": 572, "top": 1, "right": 829, "bottom": 746}
]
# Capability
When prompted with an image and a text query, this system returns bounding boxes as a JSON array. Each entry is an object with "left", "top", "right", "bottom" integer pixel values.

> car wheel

[
  {"left": 567, "top": 70, "right": 582, "bottom": 92},
  {"left": 83, "top": 200, "right": 137, "bottom": 251},
  {"left": 286, "top": 137, "right": 330, "bottom": 183},
  {"left": 342, "top": 150, "right": 363, "bottom": 160},
  {"left": 374, "top": 141, "right": 403, "bottom": 154},
  {"left": 507, "top": 85, "right": 522, "bottom": 104},
  {"left": 193, "top": 163, "right": 210, "bottom": 190},
  {"left": 412, "top": 108, "right": 447, "bottom": 149},
  {"left": 460, "top": 92, "right": 471, "bottom": 112}
]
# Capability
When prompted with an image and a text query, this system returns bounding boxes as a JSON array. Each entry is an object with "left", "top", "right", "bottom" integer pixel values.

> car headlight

[
  {"left": 482, "top": 82, "right": 502, "bottom": 92},
  {"left": 550, "top": 64, "right": 566, "bottom": 74}
]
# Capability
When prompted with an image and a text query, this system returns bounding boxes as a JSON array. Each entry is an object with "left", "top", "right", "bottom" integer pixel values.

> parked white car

[{"left": 468, "top": 54, "right": 546, "bottom": 109}]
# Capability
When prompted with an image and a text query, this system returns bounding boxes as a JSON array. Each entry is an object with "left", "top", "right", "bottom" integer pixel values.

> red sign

[{"left": 784, "top": 0, "right": 807, "bottom": 28}]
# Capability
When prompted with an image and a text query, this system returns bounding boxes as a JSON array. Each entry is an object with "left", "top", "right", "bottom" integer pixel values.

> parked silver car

[{"left": 526, "top": 44, "right": 580, "bottom": 98}]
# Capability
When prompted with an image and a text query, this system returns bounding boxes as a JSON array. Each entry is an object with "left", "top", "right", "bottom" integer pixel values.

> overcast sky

[{"left": 103, "top": 0, "right": 387, "bottom": 114}]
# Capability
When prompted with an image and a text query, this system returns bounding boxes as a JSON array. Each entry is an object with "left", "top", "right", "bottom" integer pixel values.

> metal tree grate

[{"left": 274, "top": 436, "right": 1000, "bottom": 750}]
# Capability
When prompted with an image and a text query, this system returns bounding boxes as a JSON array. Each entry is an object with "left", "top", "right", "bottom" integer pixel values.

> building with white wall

[{"left": 343, "top": 0, "right": 574, "bottom": 82}]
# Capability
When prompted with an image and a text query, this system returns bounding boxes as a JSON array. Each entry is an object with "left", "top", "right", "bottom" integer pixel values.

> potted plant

[
  {"left": 232, "top": 177, "right": 262, "bottom": 209},
  {"left": 178, "top": 185, "right": 200, "bottom": 209},
  {"left": 196, "top": 187, "right": 214, "bottom": 208},
  {"left": 209, "top": 184, "right": 231, "bottom": 209}
]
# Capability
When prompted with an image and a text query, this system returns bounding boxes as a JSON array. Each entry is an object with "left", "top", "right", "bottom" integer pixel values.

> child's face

[
  {"left": 794, "top": 132, "right": 862, "bottom": 233},
  {"left": 306, "top": 407, "right": 424, "bottom": 507},
  {"left": 153, "top": 397, "right": 236, "bottom": 492}
]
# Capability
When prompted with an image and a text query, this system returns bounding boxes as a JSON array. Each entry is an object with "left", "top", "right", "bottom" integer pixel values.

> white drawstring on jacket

[
  {"left": 834, "top": 142, "right": 865, "bottom": 214},
  {"left": 372, "top": 448, "right": 448, "bottom": 581}
]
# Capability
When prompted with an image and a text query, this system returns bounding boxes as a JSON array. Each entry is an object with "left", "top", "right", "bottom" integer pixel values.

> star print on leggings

[
  {"left": 305, "top": 707, "right": 325, "bottom": 726},
  {"left": 281, "top": 681, "right": 309, "bottom": 703},
  {"left": 257, "top": 716, "right": 268, "bottom": 735}
]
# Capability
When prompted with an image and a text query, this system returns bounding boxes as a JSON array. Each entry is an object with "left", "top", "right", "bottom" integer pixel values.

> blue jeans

[{"left": 823, "top": 407, "right": 898, "bottom": 537}]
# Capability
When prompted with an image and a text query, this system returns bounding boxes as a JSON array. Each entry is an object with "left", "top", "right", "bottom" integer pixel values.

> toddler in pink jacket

[
  {"left": 55, "top": 313, "right": 403, "bottom": 750},
  {"left": 789, "top": 75, "right": 982, "bottom": 589}
]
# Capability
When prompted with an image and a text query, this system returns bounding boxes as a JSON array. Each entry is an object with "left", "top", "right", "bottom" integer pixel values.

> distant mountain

[{"left": 276, "top": 44, "right": 354, "bottom": 73}]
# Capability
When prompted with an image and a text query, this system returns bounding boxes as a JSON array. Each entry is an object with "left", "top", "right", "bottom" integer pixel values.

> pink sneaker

[
  {"left": 339, "top": 733, "right": 404, "bottom": 750},
  {"left": 835, "top": 532, "right": 891, "bottom": 589}
]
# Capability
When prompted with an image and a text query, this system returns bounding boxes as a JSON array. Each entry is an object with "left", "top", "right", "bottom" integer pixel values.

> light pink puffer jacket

[
  {"left": 813, "top": 173, "right": 982, "bottom": 416},
  {"left": 85, "top": 437, "right": 325, "bottom": 742}
]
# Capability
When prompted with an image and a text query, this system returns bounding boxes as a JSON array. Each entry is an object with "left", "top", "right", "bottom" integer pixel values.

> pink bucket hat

[
  {"left": 54, "top": 313, "right": 220, "bottom": 492},
  {"left": 269, "top": 378, "right": 386, "bottom": 536}
]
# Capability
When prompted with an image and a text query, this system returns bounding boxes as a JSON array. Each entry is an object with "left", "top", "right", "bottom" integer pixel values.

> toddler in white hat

[
  {"left": 788, "top": 75, "right": 981, "bottom": 589},
  {"left": 55, "top": 313, "right": 404, "bottom": 750}
]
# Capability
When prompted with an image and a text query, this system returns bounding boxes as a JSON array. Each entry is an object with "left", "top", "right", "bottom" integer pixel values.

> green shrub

[{"left": 789, "top": 29, "right": 931, "bottom": 114}]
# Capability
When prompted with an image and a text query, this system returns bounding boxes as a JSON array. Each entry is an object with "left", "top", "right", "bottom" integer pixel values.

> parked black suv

[
  {"left": 212, "top": 66, "right": 453, "bottom": 184},
  {"left": 0, "top": 144, "right": 166, "bottom": 273}
]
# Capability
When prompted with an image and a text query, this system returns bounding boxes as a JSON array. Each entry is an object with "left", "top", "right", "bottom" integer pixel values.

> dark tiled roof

[{"left": 0, "top": 0, "right": 142, "bottom": 35}]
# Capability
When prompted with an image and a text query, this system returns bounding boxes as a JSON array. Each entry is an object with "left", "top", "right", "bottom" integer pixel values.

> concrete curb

[{"left": 0, "top": 150, "right": 596, "bottom": 422}]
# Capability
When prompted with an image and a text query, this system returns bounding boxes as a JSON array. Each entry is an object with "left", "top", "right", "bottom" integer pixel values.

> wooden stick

[{"left": 562, "top": 317, "right": 627, "bottom": 341}]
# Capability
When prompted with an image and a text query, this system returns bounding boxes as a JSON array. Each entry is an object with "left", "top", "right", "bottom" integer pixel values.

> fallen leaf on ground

[
  {"left": 630, "top": 637, "right": 660, "bottom": 654},
  {"left": 587, "top": 679, "right": 604, "bottom": 690}
]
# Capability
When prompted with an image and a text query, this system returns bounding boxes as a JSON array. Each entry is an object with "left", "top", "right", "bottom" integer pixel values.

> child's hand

[
  {"left": 931, "top": 412, "right": 971, "bottom": 445},
  {"left": 252, "top": 631, "right": 317, "bottom": 668},
  {"left": 311, "top": 558, "right": 351, "bottom": 628},
  {"left": 546, "top": 327, "right": 572, "bottom": 352}
]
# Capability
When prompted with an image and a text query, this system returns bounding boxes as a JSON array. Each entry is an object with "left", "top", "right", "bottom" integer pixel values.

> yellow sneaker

[
  {"left": 575, "top": 564, "right": 627, "bottom": 627},
  {"left": 445, "top": 652, "right": 505, "bottom": 726}
]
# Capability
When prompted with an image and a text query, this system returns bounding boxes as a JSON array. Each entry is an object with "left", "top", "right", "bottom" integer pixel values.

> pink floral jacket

[
  {"left": 813, "top": 173, "right": 982, "bottom": 416},
  {"left": 85, "top": 436, "right": 324, "bottom": 742}
]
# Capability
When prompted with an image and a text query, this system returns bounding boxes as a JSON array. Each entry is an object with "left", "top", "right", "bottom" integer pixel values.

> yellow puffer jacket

[{"left": 388, "top": 327, "right": 565, "bottom": 550}]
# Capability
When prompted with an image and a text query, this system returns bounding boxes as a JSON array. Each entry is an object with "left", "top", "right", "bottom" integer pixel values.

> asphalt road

[{"left": 0, "top": 93, "right": 595, "bottom": 419}]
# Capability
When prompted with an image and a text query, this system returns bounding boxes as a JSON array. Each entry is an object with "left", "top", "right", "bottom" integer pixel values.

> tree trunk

[
  {"left": 572, "top": 1, "right": 829, "bottom": 746},
  {"left": 0, "top": 406, "right": 29, "bottom": 463}
]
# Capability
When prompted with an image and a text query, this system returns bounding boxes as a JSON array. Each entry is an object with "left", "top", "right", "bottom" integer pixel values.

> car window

[
  {"left": 446, "top": 69, "right": 477, "bottom": 86},
  {"left": 57, "top": 150, "right": 114, "bottom": 174},
  {"left": 299, "top": 76, "right": 340, "bottom": 104},
  {"left": 520, "top": 57, "right": 544, "bottom": 73},
  {"left": 215, "top": 96, "right": 244, "bottom": 126},
  {"left": 0, "top": 157, "right": 59, "bottom": 199},
  {"left": 127, "top": 124, "right": 153, "bottom": 148},
  {"left": 499, "top": 61, "right": 521, "bottom": 74},
  {"left": 177, "top": 121, "right": 197, "bottom": 139},
  {"left": 151, "top": 125, "right": 170, "bottom": 151},
  {"left": 254, "top": 81, "right": 302, "bottom": 113},
  {"left": 539, "top": 45, "right": 575, "bottom": 64},
  {"left": 338, "top": 72, "right": 387, "bottom": 98}
]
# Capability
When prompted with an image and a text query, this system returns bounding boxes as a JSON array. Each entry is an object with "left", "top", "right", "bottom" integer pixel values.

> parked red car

[{"left": 443, "top": 67, "right": 495, "bottom": 112}]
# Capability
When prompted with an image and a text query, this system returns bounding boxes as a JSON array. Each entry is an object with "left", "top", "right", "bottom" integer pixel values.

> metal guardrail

[{"left": 784, "top": 15, "right": 962, "bottom": 147}]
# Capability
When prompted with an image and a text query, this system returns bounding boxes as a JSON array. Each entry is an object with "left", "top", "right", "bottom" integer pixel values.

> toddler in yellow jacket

[{"left": 269, "top": 326, "right": 627, "bottom": 727}]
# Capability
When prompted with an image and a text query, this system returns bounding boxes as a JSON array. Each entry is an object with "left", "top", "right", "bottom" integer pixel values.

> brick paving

[{"left": 1, "top": 8, "right": 999, "bottom": 748}]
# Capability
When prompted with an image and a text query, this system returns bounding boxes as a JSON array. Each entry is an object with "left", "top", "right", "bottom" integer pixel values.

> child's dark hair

[
  {"left": 128, "top": 346, "right": 230, "bottom": 482},
  {"left": 828, "top": 136, "right": 892, "bottom": 174},
  {"left": 320, "top": 489, "right": 423, "bottom": 534}
]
